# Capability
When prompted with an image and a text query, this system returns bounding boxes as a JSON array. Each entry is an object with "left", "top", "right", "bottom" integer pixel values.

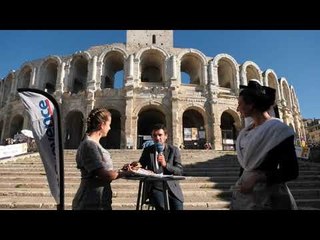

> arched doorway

[
  {"left": 220, "top": 112, "right": 236, "bottom": 150},
  {"left": 10, "top": 115, "right": 24, "bottom": 138},
  {"left": 100, "top": 109, "right": 121, "bottom": 149},
  {"left": 64, "top": 111, "right": 84, "bottom": 149},
  {"left": 182, "top": 109, "right": 205, "bottom": 149},
  {"left": 137, "top": 109, "right": 165, "bottom": 149}
]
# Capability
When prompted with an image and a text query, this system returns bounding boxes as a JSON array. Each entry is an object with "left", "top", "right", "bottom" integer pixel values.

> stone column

[
  {"left": 171, "top": 91, "right": 180, "bottom": 147},
  {"left": 213, "top": 113, "right": 222, "bottom": 150},
  {"left": 293, "top": 111, "right": 301, "bottom": 135},
  {"left": 96, "top": 60, "right": 102, "bottom": 90},
  {"left": 134, "top": 58, "right": 140, "bottom": 88},
  {"left": 208, "top": 61, "right": 214, "bottom": 84},
  {"left": 202, "top": 64, "right": 208, "bottom": 86},
  {"left": 87, "top": 56, "right": 97, "bottom": 91},
  {"left": 54, "top": 62, "right": 65, "bottom": 104},
  {"left": 86, "top": 89, "right": 95, "bottom": 118},
  {"left": 172, "top": 55, "right": 177, "bottom": 80},
  {"left": 124, "top": 89, "right": 134, "bottom": 149},
  {"left": 125, "top": 55, "right": 134, "bottom": 88},
  {"left": 22, "top": 111, "right": 30, "bottom": 129},
  {"left": 206, "top": 101, "right": 215, "bottom": 148},
  {"left": 2, "top": 114, "right": 11, "bottom": 139},
  {"left": 176, "top": 58, "right": 181, "bottom": 85},
  {"left": 240, "top": 68, "right": 247, "bottom": 86},
  {"left": 86, "top": 56, "right": 97, "bottom": 116},
  {"left": 56, "top": 62, "right": 65, "bottom": 93},
  {"left": 63, "top": 63, "right": 71, "bottom": 93},
  {"left": 131, "top": 115, "right": 138, "bottom": 149},
  {"left": 300, "top": 119, "right": 306, "bottom": 140},
  {"left": 0, "top": 118, "right": 6, "bottom": 141},
  {"left": 212, "top": 63, "right": 219, "bottom": 86},
  {"left": 30, "top": 67, "right": 37, "bottom": 87},
  {"left": 282, "top": 109, "right": 290, "bottom": 125},
  {"left": 128, "top": 54, "right": 134, "bottom": 78}
]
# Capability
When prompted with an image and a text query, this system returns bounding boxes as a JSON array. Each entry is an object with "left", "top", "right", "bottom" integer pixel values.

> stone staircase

[{"left": 0, "top": 149, "right": 320, "bottom": 210}]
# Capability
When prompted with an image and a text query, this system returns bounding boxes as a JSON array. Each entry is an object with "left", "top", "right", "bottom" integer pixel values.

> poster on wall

[
  {"left": 191, "top": 128, "right": 198, "bottom": 140},
  {"left": 198, "top": 130, "right": 205, "bottom": 139}
]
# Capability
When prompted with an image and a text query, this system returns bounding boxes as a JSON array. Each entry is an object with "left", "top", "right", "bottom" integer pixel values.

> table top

[{"left": 124, "top": 174, "right": 186, "bottom": 181}]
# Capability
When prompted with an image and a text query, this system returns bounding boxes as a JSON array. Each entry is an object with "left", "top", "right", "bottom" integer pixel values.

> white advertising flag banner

[{"left": 18, "top": 90, "right": 60, "bottom": 204}]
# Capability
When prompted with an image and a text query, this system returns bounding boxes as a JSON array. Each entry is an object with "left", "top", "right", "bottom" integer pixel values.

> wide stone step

[
  {"left": 1, "top": 195, "right": 318, "bottom": 210},
  {"left": 0, "top": 199, "right": 231, "bottom": 210},
  {"left": 0, "top": 181, "right": 235, "bottom": 189},
  {"left": 0, "top": 195, "right": 231, "bottom": 206},
  {"left": 0, "top": 179, "right": 319, "bottom": 191},
  {"left": 1, "top": 151, "right": 320, "bottom": 210},
  {"left": 2, "top": 187, "right": 319, "bottom": 200},
  {"left": 296, "top": 199, "right": 320, "bottom": 209},
  {"left": 0, "top": 189, "right": 232, "bottom": 199}
]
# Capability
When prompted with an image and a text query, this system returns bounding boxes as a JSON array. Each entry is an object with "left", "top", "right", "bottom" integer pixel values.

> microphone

[
  {"left": 154, "top": 142, "right": 164, "bottom": 171},
  {"left": 155, "top": 142, "right": 164, "bottom": 155}
]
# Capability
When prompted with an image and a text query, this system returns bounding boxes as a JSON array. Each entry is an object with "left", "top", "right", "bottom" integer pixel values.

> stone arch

[
  {"left": 100, "top": 109, "right": 121, "bottom": 149},
  {"left": 263, "top": 69, "right": 281, "bottom": 102},
  {"left": 9, "top": 114, "right": 24, "bottom": 138},
  {"left": 136, "top": 105, "right": 167, "bottom": 149},
  {"left": 64, "top": 110, "right": 84, "bottom": 149},
  {"left": 17, "top": 64, "right": 33, "bottom": 89},
  {"left": 240, "top": 61, "right": 262, "bottom": 86},
  {"left": 98, "top": 47, "right": 128, "bottom": 62},
  {"left": 220, "top": 110, "right": 239, "bottom": 150},
  {"left": 135, "top": 46, "right": 170, "bottom": 60},
  {"left": 290, "top": 86, "right": 300, "bottom": 112},
  {"left": 69, "top": 52, "right": 90, "bottom": 94},
  {"left": 100, "top": 50, "right": 126, "bottom": 89},
  {"left": 279, "top": 77, "right": 292, "bottom": 110},
  {"left": 39, "top": 57, "right": 60, "bottom": 94},
  {"left": 178, "top": 49, "right": 207, "bottom": 85},
  {"left": 2, "top": 72, "right": 14, "bottom": 106},
  {"left": 137, "top": 48, "right": 168, "bottom": 83},
  {"left": 213, "top": 54, "right": 239, "bottom": 92},
  {"left": 181, "top": 105, "right": 208, "bottom": 149},
  {"left": 133, "top": 100, "right": 170, "bottom": 117}
]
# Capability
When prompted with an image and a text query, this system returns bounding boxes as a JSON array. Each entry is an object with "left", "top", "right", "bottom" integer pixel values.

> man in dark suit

[{"left": 139, "top": 123, "right": 184, "bottom": 210}]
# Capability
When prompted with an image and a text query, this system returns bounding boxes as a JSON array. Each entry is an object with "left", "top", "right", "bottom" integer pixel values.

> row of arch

[
  {"left": 0, "top": 106, "right": 240, "bottom": 150},
  {"left": 0, "top": 46, "right": 300, "bottom": 116}
]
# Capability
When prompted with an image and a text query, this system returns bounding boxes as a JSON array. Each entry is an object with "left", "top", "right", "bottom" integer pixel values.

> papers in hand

[{"left": 132, "top": 168, "right": 181, "bottom": 179}]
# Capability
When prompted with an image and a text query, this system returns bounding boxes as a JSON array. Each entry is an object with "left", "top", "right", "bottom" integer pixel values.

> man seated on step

[{"left": 138, "top": 123, "right": 184, "bottom": 210}]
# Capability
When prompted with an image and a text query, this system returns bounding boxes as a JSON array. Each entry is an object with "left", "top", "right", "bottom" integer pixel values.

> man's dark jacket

[{"left": 139, "top": 144, "right": 184, "bottom": 202}]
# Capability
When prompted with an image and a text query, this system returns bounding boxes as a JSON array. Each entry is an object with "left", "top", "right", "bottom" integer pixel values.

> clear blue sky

[{"left": 0, "top": 30, "right": 319, "bottom": 119}]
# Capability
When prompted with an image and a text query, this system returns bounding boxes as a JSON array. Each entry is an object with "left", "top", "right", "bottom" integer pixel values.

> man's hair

[{"left": 151, "top": 123, "right": 167, "bottom": 135}]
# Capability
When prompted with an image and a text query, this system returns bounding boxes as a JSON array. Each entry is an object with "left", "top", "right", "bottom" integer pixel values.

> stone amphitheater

[
  {"left": 0, "top": 30, "right": 305, "bottom": 151},
  {"left": 0, "top": 30, "right": 314, "bottom": 210},
  {"left": 0, "top": 150, "right": 319, "bottom": 210}
]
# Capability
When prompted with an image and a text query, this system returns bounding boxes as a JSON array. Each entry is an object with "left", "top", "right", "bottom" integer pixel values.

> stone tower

[{"left": 126, "top": 30, "right": 173, "bottom": 48}]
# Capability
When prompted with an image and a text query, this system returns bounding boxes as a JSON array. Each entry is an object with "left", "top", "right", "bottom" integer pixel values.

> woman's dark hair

[
  {"left": 239, "top": 79, "right": 276, "bottom": 112},
  {"left": 86, "top": 107, "right": 111, "bottom": 133}
]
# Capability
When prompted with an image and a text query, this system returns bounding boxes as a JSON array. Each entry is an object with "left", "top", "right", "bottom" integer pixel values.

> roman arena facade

[{"left": 0, "top": 30, "right": 306, "bottom": 150}]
